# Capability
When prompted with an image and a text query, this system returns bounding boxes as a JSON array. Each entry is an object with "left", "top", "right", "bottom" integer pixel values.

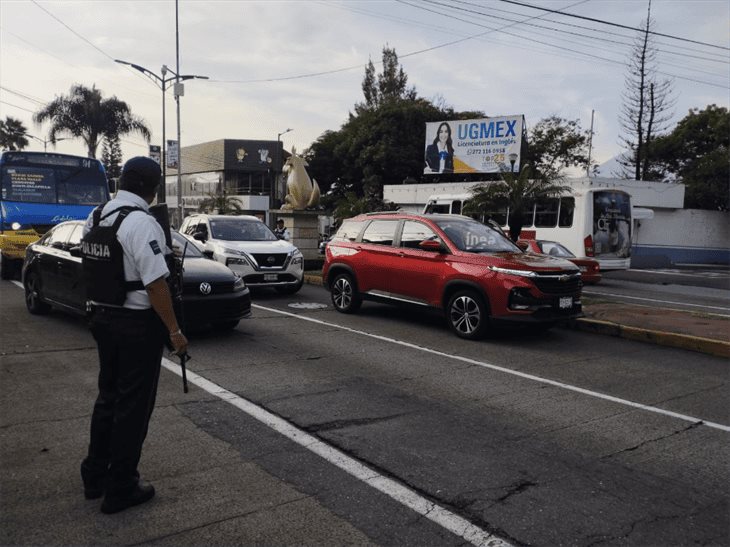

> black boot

[{"left": 100, "top": 481, "right": 155, "bottom": 514}]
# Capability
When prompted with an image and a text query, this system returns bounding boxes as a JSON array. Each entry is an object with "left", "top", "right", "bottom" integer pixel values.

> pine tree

[
  {"left": 617, "top": 1, "right": 674, "bottom": 180},
  {"left": 101, "top": 134, "right": 123, "bottom": 188}
]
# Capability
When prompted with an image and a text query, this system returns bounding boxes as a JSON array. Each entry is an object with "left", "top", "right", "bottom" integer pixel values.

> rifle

[{"left": 150, "top": 204, "right": 189, "bottom": 393}]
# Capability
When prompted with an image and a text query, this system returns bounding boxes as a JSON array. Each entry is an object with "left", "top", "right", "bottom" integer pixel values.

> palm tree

[
  {"left": 198, "top": 188, "right": 244, "bottom": 215},
  {"left": 33, "top": 84, "right": 150, "bottom": 158},
  {"left": 463, "top": 165, "right": 570, "bottom": 242},
  {"left": 0, "top": 116, "right": 29, "bottom": 151}
]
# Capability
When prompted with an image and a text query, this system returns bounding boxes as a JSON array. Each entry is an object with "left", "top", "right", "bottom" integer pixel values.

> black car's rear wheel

[
  {"left": 330, "top": 273, "right": 361, "bottom": 314},
  {"left": 25, "top": 271, "right": 52, "bottom": 315},
  {"left": 447, "top": 290, "right": 488, "bottom": 340}
]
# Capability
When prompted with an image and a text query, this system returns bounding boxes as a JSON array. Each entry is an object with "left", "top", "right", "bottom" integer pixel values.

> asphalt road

[
  {"left": 2, "top": 279, "right": 729, "bottom": 546},
  {"left": 587, "top": 267, "right": 730, "bottom": 317}
]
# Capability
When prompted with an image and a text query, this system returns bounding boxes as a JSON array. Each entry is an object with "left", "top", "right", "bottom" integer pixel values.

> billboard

[
  {"left": 166, "top": 140, "right": 179, "bottom": 169},
  {"left": 424, "top": 115, "right": 523, "bottom": 175}
]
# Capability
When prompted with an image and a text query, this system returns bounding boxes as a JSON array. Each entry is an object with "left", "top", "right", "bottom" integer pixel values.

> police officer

[
  {"left": 274, "top": 218, "right": 291, "bottom": 241},
  {"left": 80, "top": 156, "right": 187, "bottom": 514}
]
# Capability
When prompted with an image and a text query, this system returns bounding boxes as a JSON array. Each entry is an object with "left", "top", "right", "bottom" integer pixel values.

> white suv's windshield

[
  {"left": 209, "top": 218, "right": 278, "bottom": 242},
  {"left": 434, "top": 218, "right": 520, "bottom": 253}
]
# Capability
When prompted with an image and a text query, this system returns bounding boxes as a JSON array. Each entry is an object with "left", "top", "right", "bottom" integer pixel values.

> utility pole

[{"left": 586, "top": 109, "right": 595, "bottom": 178}]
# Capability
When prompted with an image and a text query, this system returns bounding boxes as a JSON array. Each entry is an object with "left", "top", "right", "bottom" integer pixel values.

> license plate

[
  {"left": 264, "top": 273, "right": 278, "bottom": 281},
  {"left": 559, "top": 296, "right": 572, "bottom": 309}
]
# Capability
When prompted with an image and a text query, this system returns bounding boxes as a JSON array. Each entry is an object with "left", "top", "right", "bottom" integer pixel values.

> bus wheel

[{"left": 25, "top": 271, "right": 51, "bottom": 314}]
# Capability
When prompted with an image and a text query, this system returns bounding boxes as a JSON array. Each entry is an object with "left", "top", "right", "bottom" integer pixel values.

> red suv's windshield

[{"left": 433, "top": 217, "right": 520, "bottom": 253}]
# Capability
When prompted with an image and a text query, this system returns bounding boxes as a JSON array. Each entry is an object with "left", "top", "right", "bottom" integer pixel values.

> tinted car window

[
  {"left": 361, "top": 220, "right": 398, "bottom": 246},
  {"left": 538, "top": 240, "right": 575, "bottom": 257},
  {"left": 333, "top": 219, "right": 366, "bottom": 242},
  {"left": 171, "top": 232, "right": 204, "bottom": 257},
  {"left": 46, "top": 223, "right": 76, "bottom": 247},
  {"left": 400, "top": 221, "right": 439, "bottom": 250},
  {"left": 434, "top": 218, "right": 519, "bottom": 253},
  {"left": 183, "top": 218, "right": 199, "bottom": 235},
  {"left": 67, "top": 224, "right": 84, "bottom": 246},
  {"left": 209, "top": 218, "right": 277, "bottom": 241}
]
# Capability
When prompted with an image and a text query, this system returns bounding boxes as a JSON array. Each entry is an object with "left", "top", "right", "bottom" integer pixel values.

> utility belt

[{"left": 87, "top": 303, "right": 156, "bottom": 318}]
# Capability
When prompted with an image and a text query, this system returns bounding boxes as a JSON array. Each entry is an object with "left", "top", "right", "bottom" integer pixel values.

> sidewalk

[{"left": 304, "top": 273, "right": 730, "bottom": 359}]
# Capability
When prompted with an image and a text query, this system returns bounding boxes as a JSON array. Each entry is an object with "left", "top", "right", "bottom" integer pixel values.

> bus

[
  {"left": 423, "top": 183, "right": 634, "bottom": 271},
  {"left": 0, "top": 151, "right": 109, "bottom": 279}
]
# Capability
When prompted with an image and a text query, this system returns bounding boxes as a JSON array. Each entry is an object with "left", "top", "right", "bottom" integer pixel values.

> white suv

[{"left": 180, "top": 214, "right": 304, "bottom": 294}]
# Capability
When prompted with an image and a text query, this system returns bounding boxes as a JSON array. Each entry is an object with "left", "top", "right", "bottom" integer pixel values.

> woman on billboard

[{"left": 425, "top": 122, "right": 454, "bottom": 174}]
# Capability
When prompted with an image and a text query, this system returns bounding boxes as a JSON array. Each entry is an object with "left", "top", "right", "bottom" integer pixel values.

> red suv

[{"left": 322, "top": 212, "right": 583, "bottom": 339}]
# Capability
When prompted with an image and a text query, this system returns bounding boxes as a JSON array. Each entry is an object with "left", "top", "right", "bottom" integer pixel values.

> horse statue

[{"left": 282, "top": 147, "right": 320, "bottom": 210}]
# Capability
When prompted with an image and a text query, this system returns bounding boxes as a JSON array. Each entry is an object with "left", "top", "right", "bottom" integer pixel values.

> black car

[{"left": 22, "top": 221, "right": 251, "bottom": 330}]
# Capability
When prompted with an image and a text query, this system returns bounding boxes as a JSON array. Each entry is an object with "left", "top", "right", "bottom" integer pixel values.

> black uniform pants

[{"left": 81, "top": 306, "right": 166, "bottom": 495}]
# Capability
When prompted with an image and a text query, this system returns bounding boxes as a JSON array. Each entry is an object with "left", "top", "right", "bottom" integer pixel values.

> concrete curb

[
  {"left": 570, "top": 318, "right": 730, "bottom": 359},
  {"left": 303, "top": 275, "right": 728, "bottom": 359}
]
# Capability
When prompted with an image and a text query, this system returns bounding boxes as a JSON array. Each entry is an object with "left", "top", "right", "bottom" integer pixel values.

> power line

[
  {"left": 443, "top": 0, "right": 729, "bottom": 65},
  {"left": 402, "top": 0, "right": 729, "bottom": 89},
  {"left": 496, "top": 0, "right": 730, "bottom": 50},
  {"left": 0, "top": 101, "right": 36, "bottom": 113},
  {"left": 0, "top": 86, "right": 46, "bottom": 105}
]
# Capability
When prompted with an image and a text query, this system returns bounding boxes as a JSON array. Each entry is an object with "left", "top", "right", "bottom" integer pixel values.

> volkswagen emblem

[
  {"left": 559, "top": 275, "right": 570, "bottom": 282},
  {"left": 267, "top": 256, "right": 276, "bottom": 264},
  {"left": 199, "top": 282, "right": 212, "bottom": 295}
]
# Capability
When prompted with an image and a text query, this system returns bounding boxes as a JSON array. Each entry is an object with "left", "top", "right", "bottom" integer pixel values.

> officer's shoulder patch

[{"left": 149, "top": 240, "right": 162, "bottom": 255}]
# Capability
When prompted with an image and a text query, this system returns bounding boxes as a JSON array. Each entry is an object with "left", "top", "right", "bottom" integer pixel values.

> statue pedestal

[{"left": 272, "top": 210, "right": 321, "bottom": 268}]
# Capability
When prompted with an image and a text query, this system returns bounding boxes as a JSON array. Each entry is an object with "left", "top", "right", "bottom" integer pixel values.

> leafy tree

[
  {"left": 525, "top": 116, "right": 595, "bottom": 180},
  {"left": 34, "top": 84, "right": 150, "bottom": 158},
  {"left": 650, "top": 105, "right": 729, "bottom": 210},
  {"left": 198, "top": 188, "right": 244, "bottom": 215},
  {"left": 100, "top": 133, "right": 123, "bottom": 188},
  {"left": 0, "top": 116, "right": 29, "bottom": 151},
  {"left": 617, "top": 4, "right": 675, "bottom": 180},
  {"left": 464, "top": 165, "right": 570, "bottom": 241}
]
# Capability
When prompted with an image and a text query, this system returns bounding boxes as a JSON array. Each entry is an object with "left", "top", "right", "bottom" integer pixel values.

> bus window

[
  {"left": 520, "top": 201, "right": 535, "bottom": 227},
  {"left": 558, "top": 197, "right": 575, "bottom": 227},
  {"left": 534, "top": 198, "right": 559, "bottom": 227}
]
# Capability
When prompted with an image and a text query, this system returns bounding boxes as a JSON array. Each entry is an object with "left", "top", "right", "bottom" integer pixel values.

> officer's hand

[{"left": 170, "top": 331, "right": 188, "bottom": 356}]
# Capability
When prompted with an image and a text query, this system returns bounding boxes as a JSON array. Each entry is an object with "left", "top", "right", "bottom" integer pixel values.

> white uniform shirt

[{"left": 83, "top": 190, "right": 170, "bottom": 309}]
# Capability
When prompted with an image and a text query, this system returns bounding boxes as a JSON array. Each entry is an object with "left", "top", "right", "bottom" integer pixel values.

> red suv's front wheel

[
  {"left": 331, "top": 272, "right": 362, "bottom": 314},
  {"left": 447, "top": 290, "right": 488, "bottom": 340}
]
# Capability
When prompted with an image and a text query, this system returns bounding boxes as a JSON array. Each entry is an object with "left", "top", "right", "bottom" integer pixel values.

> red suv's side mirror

[
  {"left": 419, "top": 239, "right": 445, "bottom": 253},
  {"left": 516, "top": 240, "right": 529, "bottom": 251}
]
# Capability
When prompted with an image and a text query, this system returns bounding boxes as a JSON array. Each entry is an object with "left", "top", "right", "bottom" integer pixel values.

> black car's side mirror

[
  {"left": 69, "top": 245, "right": 83, "bottom": 258},
  {"left": 193, "top": 232, "right": 207, "bottom": 242},
  {"left": 202, "top": 250, "right": 214, "bottom": 259}
]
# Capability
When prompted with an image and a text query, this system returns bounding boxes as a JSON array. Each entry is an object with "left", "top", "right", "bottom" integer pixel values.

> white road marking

[
  {"left": 161, "top": 358, "right": 511, "bottom": 547},
  {"left": 11, "top": 280, "right": 23, "bottom": 289},
  {"left": 252, "top": 304, "right": 730, "bottom": 433},
  {"left": 582, "top": 289, "right": 730, "bottom": 315}
]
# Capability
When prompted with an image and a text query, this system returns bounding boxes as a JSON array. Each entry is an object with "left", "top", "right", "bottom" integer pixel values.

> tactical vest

[{"left": 81, "top": 205, "right": 145, "bottom": 305}]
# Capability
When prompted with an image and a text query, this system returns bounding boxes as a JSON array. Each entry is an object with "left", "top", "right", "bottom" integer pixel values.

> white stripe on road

[
  {"left": 251, "top": 304, "right": 730, "bottom": 433},
  {"left": 11, "top": 280, "right": 23, "bottom": 289},
  {"left": 161, "top": 358, "right": 511, "bottom": 547},
  {"left": 582, "top": 289, "right": 730, "bottom": 315}
]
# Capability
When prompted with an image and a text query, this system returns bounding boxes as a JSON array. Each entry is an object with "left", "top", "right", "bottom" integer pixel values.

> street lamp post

[
  {"left": 508, "top": 153, "right": 518, "bottom": 174},
  {"left": 275, "top": 128, "right": 293, "bottom": 210},
  {"left": 115, "top": 59, "right": 207, "bottom": 205},
  {"left": 24, "top": 134, "right": 66, "bottom": 152}
]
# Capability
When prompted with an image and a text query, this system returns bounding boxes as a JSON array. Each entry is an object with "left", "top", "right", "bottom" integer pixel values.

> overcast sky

[{"left": 1, "top": 0, "right": 728, "bottom": 175}]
